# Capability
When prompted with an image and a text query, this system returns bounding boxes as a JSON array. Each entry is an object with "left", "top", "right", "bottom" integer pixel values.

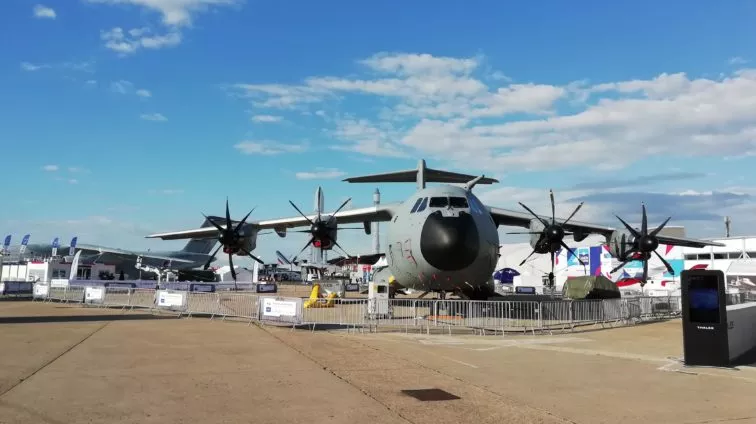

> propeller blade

[
  {"left": 561, "top": 202, "right": 584, "bottom": 226},
  {"left": 202, "top": 213, "right": 226, "bottom": 232},
  {"left": 229, "top": 253, "right": 236, "bottom": 281},
  {"left": 289, "top": 201, "right": 315, "bottom": 226},
  {"left": 225, "top": 198, "right": 232, "bottom": 230},
  {"left": 234, "top": 207, "right": 257, "bottom": 234},
  {"left": 550, "top": 250, "right": 555, "bottom": 275},
  {"left": 327, "top": 197, "right": 352, "bottom": 225},
  {"left": 642, "top": 260, "right": 649, "bottom": 287},
  {"left": 519, "top": 249, "right": 537, "bottom": 266},
  {"left": 549, "top": 189, "right": 556, "bottom": 225},
  {"left": 641, "top": 203, "right": 648, "bottom": 236},
  {"left": 610, "top": 261, "right": 628, "bottom": 274},
  {"left": 518, "top": 202, "right": 550, "bottom": 227},
  {"left": 559, "top": 240, "right": 585, "bottom": 266},
  {"left": 615, "top": 215, "right": 641, "bottom": 239},
  {"left": 337, "top": 227, "right": 364, "bottom": 230},
  {"left": 505, "top": 231, "right": 542, "bottom": 235},
  {"left": 203, "top": 244, "right": 222, "bottom": 270},
  {"left": 653, "top": 250, "right": 675, "bottom": 276},
  {"left": 291, "top": 237, "right": 314, "bottom": 262},
  {"left": 240, "top": 247, "right": 265, "bottom": 265},
  {"left": 649, "top": 216, "right": 671, "bottom": 237}
]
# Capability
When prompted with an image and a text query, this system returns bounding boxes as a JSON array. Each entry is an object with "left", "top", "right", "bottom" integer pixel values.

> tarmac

[{"left": 1, "top": 300, "right": 755, "bottom": 424}]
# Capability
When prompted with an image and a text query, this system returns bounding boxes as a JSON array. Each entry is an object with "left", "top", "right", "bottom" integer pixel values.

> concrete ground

[{"left": 1, "top": 301, "right": 755, "bottom": 424}]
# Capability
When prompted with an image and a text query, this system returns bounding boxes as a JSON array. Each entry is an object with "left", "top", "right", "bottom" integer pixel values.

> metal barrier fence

[{"left": 28, "top": 283, "right": 682, "bottom": 335}]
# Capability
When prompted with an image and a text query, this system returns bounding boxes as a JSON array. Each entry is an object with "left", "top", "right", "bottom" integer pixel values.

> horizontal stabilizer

[{"left": 343, "top": 159, "right": 498, "bottom": 190}]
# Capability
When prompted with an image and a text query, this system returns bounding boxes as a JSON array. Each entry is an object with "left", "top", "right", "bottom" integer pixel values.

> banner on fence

[
  {"left": 33, "top": 283, "right": 49, "bottom": 298},
  {"left": 259, "top": 296, "right": 302, "bottom": 325},
  {"left": 255, "top": 283, "right": 278, "bottom": 294},
  {"left": 156, "top": 290, "right": 187, "bottom": 312},
  {"left": 190, "top": 283, "right": 215, "bottom": 293},
  {"left": 2, "top": 281, "right": 33, "bottom": 295},
  {"left": 84, "top": 286, "right": 105, "bottom": 304},
  {"left": 345, "top": 283, "right": 360, "bottom": 292}
]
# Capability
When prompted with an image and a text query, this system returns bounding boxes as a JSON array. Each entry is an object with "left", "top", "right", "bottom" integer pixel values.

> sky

[{"left": 1, "top": 0, "right": 756, "bottom": 266}]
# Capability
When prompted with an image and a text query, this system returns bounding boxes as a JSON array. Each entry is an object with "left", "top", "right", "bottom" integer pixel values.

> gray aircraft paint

[{"left": 385, "top": 184, "right": 499, "bottom": 294}]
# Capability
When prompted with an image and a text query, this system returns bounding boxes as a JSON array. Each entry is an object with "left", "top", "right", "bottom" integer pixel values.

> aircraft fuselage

[{"left": 385, "top": 184, "right": 499, "bottom": 297}]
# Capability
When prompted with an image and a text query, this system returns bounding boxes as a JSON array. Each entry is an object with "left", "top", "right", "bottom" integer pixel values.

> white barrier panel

[
  {"left": 156, "top": 290, "right": 188, "bottom": 312},
  {"left": 84, "top": 286, "right": 105, "bottom": 304},
  {"left": 33, "top": 283, "right": 49, "bottom": 299},
  {"left": 0, "top": 282, "right": 4, "bottom": 294},
  {"left": 50, "top": 279, "right": 69, "bottom": 288},
  {"left": 260, "top": 296, "right": 302, "bottom": 325}
]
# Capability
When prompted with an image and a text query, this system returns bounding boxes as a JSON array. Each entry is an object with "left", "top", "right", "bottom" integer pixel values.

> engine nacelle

[
  {"left": 606, "top": 230, "right": 635, "bottom": 259},
  {"left": 222, "top": 225, "right": 259, "bottom": 256},
  {"left": 528, "top": 219, "right": 551, "bottom": 254}
]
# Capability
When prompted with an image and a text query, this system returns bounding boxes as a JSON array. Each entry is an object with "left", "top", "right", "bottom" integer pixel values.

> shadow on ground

[{"left": 0, "top": 314, "right": 177, "bottom": 324}]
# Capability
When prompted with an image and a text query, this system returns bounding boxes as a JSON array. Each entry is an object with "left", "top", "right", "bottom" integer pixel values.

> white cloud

[
  {"left": 20, "top": 62, "right": 49, "bottom": 71},
  {"left": 86, "top": 0, "right": 238, "bottom": 27},
  {"left": 234, "top": 141, "right": 308, "bottom": 155},
  {"left": 20, "top": 61, "right": 95, "bottom": 73},
  {"left": 251, "top": 115, "right": 283, "bottom": 123},
  {"left": 33, "top": 5, "right": 56, "bottom": 19},
  {"left": 91, "top": 1, "right": 238, "bottom": 55},
  {"left": 68, "top": 179, "right": 79, "bottom": 184},
  {"left": 140, "top": 113, "right": 167, "bottom": 121},
  {"left": 101, "top": 27, "right": 182, "bottom": 55},
  {"left": 42, "top": 165, "right": 58, "bottom": 172},
  {"left": 729, "top": 56, "right": 749, "bottom": 65},
  {"left": 226, "top": 52, "right": 756, "bottom": 173},
  {"left": 295, "top": 168, "right": 347, "bottom": 180},
  {"left": 111, "top": 80, "right": 153, "bottom": 98}
]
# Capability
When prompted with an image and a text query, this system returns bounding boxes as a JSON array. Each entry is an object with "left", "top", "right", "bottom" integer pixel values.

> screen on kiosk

[{"left": 688, "top": 275, "right": 721, "bottom": 324}]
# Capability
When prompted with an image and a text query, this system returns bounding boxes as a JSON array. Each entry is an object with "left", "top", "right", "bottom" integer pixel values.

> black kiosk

[{"left": 680, "top": 269, "right": 730, "bottom": 367}]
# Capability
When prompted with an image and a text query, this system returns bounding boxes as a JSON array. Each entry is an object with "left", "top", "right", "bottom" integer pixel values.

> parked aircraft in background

[{"left": 147, "top": 159, "right": 725, "bottom": 300}]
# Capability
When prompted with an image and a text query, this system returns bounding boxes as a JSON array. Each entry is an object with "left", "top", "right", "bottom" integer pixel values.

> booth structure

[{"left": 681, "top": 270, "right": 756, "bottom": 367}]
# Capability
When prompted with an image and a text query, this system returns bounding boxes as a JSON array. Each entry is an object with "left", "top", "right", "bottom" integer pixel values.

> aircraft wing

[
  {"left": 76, "top": 243, "right": 194, "bottom": 264},
  {"left": 145, "top": 203, "right": 400, "bottom": 241},
  {"left": 486, "top": 206, "right": 724, "bottom": 248}
]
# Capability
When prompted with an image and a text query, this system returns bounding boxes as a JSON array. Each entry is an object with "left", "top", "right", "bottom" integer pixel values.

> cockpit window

[
  {"left": 416, "top": 197, "right": 428, "bottom": 212},
  {"left": 429, "top": 197, "right": 468, "bottom": 208},
  {"left": 449, "top": 197, "right": 468, "bottom": 208},
  {"left": 429, "top": 197, "right": 448, "bottom": 207},
  {"left": 410, "top": 197, "right": 423, "bottom": 213}
]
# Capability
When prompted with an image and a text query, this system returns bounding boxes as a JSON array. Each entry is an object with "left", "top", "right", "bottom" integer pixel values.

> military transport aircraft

[{"left": 146, "top": 159, "right": 724, "bottom": 300}]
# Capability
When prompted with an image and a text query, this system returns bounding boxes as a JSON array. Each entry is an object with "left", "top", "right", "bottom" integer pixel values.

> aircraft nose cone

[{"left": 420, "top": 211, "right": 480, "bottom": 271}]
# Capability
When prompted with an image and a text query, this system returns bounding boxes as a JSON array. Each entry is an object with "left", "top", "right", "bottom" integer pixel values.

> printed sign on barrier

[
  {"left": 259, "top": 296, "right": 302, "bottom": 325},
  {"left": 33, "top": 284, "right": 49, "bottom": 298},
  {"left": 0, "top": 282, "right": 4, "bottom": 294},
  {"left": 84, "top": 286, "right": 105, "bottom": 304},
  {"left": 255, "top": 283, "right": 278, "bottom": 294},
  {"left": 345, "top": 283, "right": 360, "bottom": 292},
  {"left": 156, "top": 290, "right": 187, "bottom": 311},
  {"left": 50, "top": 279, "right": 69, "bottom": 288}
]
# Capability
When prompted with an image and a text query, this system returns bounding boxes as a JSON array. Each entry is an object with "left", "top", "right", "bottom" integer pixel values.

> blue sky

[{"left": 1, "top": 0, "right": 756, "bottom": 263}]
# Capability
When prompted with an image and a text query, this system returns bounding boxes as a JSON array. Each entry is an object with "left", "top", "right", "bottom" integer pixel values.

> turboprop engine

[{"left": 607, "top": 230, "right": 635, "bottom": 261}]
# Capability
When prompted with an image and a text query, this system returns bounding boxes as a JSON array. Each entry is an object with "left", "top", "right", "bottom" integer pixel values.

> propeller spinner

[
  {"left": 201, "top": 199, "right": 265, "bottom": 287},
  {"left": 507, "top": 189, "right": 586, "bottom": 283}
]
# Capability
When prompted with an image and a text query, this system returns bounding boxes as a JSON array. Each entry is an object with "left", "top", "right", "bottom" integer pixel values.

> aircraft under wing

[
  {"left": 486, "top": 206, "right": 724, "bottom": 248},
  {"left": 145, "top": 203, "right": 400, "bottom": 241},
  {"left": 76, "top": 243, "right": 194, "bottom": 264}
]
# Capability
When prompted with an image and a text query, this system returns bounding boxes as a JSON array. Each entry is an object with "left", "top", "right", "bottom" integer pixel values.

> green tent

[{"left": 562, "top": 275, "right": 621, "bottom": 300}]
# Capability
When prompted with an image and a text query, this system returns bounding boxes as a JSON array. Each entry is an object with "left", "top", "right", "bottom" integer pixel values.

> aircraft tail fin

[
  {"left": 181, "top": 218, "right": 219, "bottom": 254},
  {"left": 343, "top": 159, "right": 498, "bottom": 190},
  {"left": 276, "top": 250, "right": 292, "bottom": 265}
]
